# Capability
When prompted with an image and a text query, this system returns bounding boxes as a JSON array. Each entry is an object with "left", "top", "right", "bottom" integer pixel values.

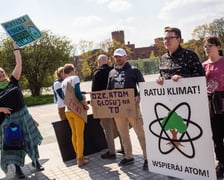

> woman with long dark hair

[{"left": 202, "top": 36, "right": 224, "bottom": 178}]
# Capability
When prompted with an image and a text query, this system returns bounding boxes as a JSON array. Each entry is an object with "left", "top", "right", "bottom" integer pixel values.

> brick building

[{"left": 111, "top": 30, "right": 159, "bottom": 60}]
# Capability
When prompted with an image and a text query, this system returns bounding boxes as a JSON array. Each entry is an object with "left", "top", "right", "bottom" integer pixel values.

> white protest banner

[
  {"left": 90, "top": 89, "right": 136, "bottom": 118},
  {"left": 64, "top": 82, "right": 87, "bottom": 123},
  {"left": 1, "top": 14, "right": 42, "bottom": 47},
  {"left": 139, "top": 76, "right": 216, "bottom": 180}
]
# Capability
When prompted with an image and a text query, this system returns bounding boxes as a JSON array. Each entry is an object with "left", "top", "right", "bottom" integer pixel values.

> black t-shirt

[
  {"left": 107, "top": 62, "right": 145, "bottom": 96},
  {"left": 0, "top": 76, "right": 25, "bottom": 113}
]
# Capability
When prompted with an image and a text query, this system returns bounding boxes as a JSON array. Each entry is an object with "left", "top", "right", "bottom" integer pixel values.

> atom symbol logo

[{"left": 149, "top": 102, "right": 203, "bottom": 158}]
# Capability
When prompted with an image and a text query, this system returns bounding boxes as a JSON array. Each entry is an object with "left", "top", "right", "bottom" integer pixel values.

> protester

[
  {"left": 156, "top": 27, "right": 204, "bottom": 84},
  {"left": 61, "top": 63, "right": 89, "bottom": 167},
  {"left": 202, "top": 36, "right": 224, "bottom": 177},
  {"left": 107, "top": 48, "right": 148, "bottom": 170},
  {"left": 91, "top": 54, "right": 124, "bottom": 159},
  {"left": 0, "top": 42, "right": 44, "bottom": 179},
  {"left": 53, "top": 67, "right": 66, "bottom": 120}
]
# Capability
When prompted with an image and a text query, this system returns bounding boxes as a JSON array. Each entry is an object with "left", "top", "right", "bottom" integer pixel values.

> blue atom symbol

[{"left": 149, "top": 102, "right": 203, "bottom": 158}]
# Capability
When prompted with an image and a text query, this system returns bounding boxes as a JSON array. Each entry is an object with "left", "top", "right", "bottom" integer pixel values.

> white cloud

[
  {"left": 159, "top": 0, "right": 223, "bottom": 21},
  {"left": 159, "top": 1, "right": 223, "bottom": 41},
  {"left": 96, "top": 0, "right": 109, "bottom": 4},
  {"left": 71, "top": 16, "right": 103, "bottom": 29},
  {"left": 69, "top": 17, "right": 109, "bottom": 43},
  {"left": 107, "top": 0, "right": 132, "bottom": 12},
  {"left": 158, "top": 0, "right": 224, "bottom": 36},
  {"left": 115, "top": 17, "right": 136, "bottom": 26}
]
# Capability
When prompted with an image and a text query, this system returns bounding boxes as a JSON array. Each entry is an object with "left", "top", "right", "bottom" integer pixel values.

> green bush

[{"left": 24, "top": 94, "right": 54, "bottom": 107}]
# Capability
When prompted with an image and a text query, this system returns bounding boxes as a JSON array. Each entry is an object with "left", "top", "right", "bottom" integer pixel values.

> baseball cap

[{"left": 113, "top": 48, "right": 127, "bottom": 56}]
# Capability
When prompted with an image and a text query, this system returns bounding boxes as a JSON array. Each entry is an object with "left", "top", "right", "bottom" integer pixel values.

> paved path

[{"left": 0, "top": 104, "right": 180, "bottom": 180}]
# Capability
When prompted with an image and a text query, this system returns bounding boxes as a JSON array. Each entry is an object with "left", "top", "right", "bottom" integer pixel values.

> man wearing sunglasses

[{"left": 156, "top": 27, "right": 205, "bottom": 85}]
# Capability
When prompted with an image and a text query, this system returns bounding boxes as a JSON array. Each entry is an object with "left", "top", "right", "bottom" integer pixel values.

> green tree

[
  {"left": 211, "top": 18, "right": 224, "bottom": 43},
  {"left": 192, "top": 24, "right": 210, "bottom": 40},
  {"left": 182, "top": 39, "right": 205, "bottom": 61},
  {"left": 192, "top": 17, "right": 224, "bottom": 41},
  {"left": 0, "top": 31, "right": 74, "bottom": 96},
  {"left": 154, "top": 38, "right": 166, "bottom": 57},
  {"left": 161, "top": 111, "right": 187, "bottom": 147},
  {"left": 186, "top": 17, "right": 224, "bottom": 62},
  {"left": 77, "top": 39, "right": 132, "bottom": 81},
  {"left": 81, "top": 58, "right": 92, "bottom": 80},
  {"left": 78, "top": 40, "right": 97, "bottom": 80},
  {"left": 192, "top": 17, "right": 224, "bottom": 49}
]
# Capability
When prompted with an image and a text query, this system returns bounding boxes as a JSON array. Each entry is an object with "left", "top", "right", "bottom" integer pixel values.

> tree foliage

[
  {"left": 161, "top": 111, "right": 187, "bottom": 133},
  {"left": 76, "top": 39, "right": 131, "bottom": 81},
  {"left": 184, "top": 17, "right": 224, "bottom": 62},
  {"left": 182, "top": 39, "right": 205, "bottom": 61},
  {"left": 161, "top": 111, "right": 187, "bottom": 147},
  {"left": 154, "top": 39, "right": 166, "bottom": 57},
  {"left": 0, "top": 31, "right": 74, "bottom": 96},
  {"left": 192, "top": 17, "right": 224, "bottom": 43}
]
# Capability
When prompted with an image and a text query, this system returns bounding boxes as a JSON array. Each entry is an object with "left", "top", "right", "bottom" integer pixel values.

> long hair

[{"left": 55, "top": 67, "right": 64, "bottom": 81}]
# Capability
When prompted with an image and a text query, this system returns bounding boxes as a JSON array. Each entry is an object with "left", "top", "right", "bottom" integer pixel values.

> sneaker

[
  {"left": 116, "top": 149, "right": 125, "bottom": 155},
  {"left": 216, "top": 162, "right": 224, "bottom": 177},
  {"left": 143, "top": 160, "right": 148, "bottom": 170},
  {"left": 119, "top": 158, "right": 134, "bottom": 166},
  {"left": 32, "top": 160, "right": 45, "bottom": 171},
  {"left": 101, "top": 151, "right": 116, "bottom": 159}
]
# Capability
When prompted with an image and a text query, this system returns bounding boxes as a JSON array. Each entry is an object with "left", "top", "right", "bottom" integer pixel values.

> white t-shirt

[
  {"left": 53, "top": 80, "right": 65, "bottom": 108},
  {"left": 61, "top": 75, "right": 80, "bottom": 112}
]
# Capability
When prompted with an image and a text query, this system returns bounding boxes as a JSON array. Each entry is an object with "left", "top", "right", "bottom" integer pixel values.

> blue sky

[{"left": 0, "top": 0, "right": 223, "bottom": 52}]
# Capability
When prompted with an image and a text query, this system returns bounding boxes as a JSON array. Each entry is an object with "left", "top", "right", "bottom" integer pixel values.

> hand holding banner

[{"left": 1, "top": 14, "right": 42, "bottom": 47}]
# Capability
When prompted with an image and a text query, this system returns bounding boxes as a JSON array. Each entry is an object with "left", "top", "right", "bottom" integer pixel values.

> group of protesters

[
  {"left": 53, "top": 27, "right": 224, "bottom": 179},
  {"left": 53, "top": 27, "right": 224, "bottom": 178},
  {"left": 0, "top": 26, "right": 223, "bottom": 179}
]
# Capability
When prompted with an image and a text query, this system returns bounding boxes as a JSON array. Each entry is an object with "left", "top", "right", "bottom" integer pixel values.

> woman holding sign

[
  {"left": 202, "top": 36, "right": 224, "bottom": 178},
  {"left": 61, "top": 64, "right": 89, "bottom": 167},
  {"left": 0, "top": 42, "right": 44, "bottom": 179}
]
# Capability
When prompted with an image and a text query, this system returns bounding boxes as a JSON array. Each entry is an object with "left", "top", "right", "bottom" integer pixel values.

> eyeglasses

[
  {"left": 203, "top": 44, "right": 215, "bottom": 49},
  {"left": 163, "top": 36, "right": 178, "bottom": 41}
]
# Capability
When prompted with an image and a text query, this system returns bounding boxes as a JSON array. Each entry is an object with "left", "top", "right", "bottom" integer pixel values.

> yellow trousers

[{"left": 65, "top": 111, "right": 85, "bottom": 159}]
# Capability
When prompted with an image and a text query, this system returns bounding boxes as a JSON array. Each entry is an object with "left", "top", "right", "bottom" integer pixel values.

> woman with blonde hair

[{"left": 53, "top": 66, "right": 66, "bottom": 120}]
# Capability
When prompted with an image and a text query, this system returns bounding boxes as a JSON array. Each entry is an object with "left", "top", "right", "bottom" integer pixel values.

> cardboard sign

[
  {"left": 64, "top": 83, "right": 87, "bottom": 123},
  {"left": 139, "top": 77, "right": 216, "bottom": 180},
  {"left": 1, "top": 14, "right": 42, "bottom": 47},
  {"left": 90, "top": 89, "right": 136, "bottom": 118}
]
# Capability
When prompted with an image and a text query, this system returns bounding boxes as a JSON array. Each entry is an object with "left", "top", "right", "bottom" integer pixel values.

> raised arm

[{"left": 12, "top": 42, "right": 22, "bottom": 80}]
